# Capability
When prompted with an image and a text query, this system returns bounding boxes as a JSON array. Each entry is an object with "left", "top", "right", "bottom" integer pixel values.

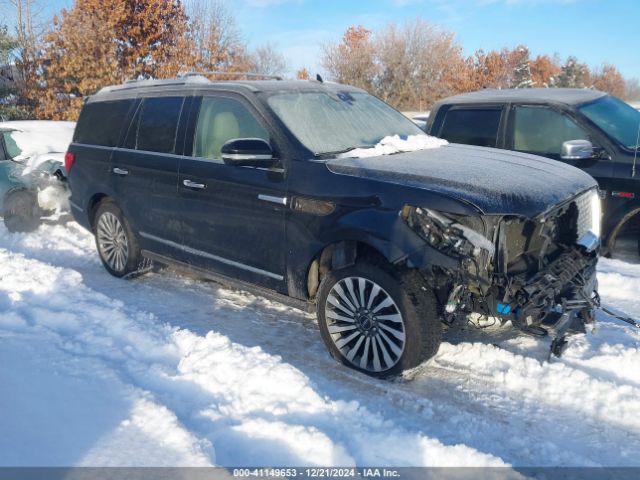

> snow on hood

[
  {"left": 328, "top": 143, "right": 598, "bottom": 217},
  {"left": 338, "top": 134, "right": 448, "bottom": 158},
  {"left": 1, "top": 121, "right": 75, "bottom": 171}
]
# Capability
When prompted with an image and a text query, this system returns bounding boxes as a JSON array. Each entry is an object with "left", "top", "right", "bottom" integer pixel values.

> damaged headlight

[{"left": 401, "top": 206, "right": 495, "bottom": 259}]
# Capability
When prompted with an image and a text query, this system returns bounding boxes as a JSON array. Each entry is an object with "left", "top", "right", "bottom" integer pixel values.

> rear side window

[
  {"left": 74, "top": 100, "right": 134, "bottom": 146},
  {"left": 439, "top": 108, "right": 502, "bottom": 147},
  {"left": 127, "top": 97, "right": 184, "bottom": 154}
]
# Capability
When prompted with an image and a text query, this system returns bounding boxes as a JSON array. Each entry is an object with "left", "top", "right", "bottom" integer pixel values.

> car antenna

[
  {"left": 633, "top": 118, "right": 640, "bottom": 178},
  {"left": 316, "top": 74, "right": 323, "bottom": 83}
]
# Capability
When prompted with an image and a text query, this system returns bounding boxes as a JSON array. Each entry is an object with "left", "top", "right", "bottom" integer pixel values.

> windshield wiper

[{"left": 314, "top": 146, "right": 371, "bottom": 159}]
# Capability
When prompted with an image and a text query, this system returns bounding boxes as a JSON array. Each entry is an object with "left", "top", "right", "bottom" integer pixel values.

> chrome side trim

[
  {"left": 258, "top": 194, "right": 287, "bottom": 205},
  {"left": 139, "top": 231, "right": 284, "bottom": 281}
]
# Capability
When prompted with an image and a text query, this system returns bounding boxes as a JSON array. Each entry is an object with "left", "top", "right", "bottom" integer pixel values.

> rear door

[
  {"left": 111, "top": 95, "right": 190, "bottom": 259},
  {"left": 69, "top": 99, "right": 135, "bottom": 222},
  {"left": 178, "top": 93, "right": 288, "bottom": 292},
  {"left": 433, "top": 105, "right": 505, "bottom": 148}
]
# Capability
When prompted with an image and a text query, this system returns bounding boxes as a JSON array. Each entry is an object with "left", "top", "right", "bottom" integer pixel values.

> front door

[
  {"left": 178, "top": 94, "right": 288, "bottom": 292},
  {"left": 507, "top": 104, "right": 614, "bottom": 189}
]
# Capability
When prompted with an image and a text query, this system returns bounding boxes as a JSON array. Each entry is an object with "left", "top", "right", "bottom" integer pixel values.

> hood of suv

[{"left": 326, "top": 143, "right": 598, "bottom": 217}]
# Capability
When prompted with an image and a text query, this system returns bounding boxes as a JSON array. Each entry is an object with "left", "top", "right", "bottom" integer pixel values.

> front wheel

[
  {"left": 316, "top": 262, "right": 442, "bottom": 378},
  {"left": 94, "top": 201, "right": 143, "bottom": 278}
]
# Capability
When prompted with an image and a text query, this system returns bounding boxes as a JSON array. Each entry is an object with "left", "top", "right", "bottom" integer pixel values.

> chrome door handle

[
  {"left": 112, "top": 167, "right": 129, "bottom": 175},
  {"left": 183, "top": 179, "right": 206, "bottom": 189}
]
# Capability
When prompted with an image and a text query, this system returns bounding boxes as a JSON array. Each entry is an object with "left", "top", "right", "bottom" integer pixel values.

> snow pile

[
  {"left": 1, "top": 222, "right": 640, "bottom": 467},
  {"left": 0, "top": 223, "right": 503, "bottom": 467},
  {"left": 339, "top": 134, "right": 448, "bottom": 158}
]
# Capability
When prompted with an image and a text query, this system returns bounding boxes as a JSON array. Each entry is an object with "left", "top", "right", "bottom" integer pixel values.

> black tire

[
  {"left": 316, "top": 262, "right": 442, "bottom": 378},
  {"left": 3, "top": 189, "right": 41, "bottom": 233},
  {"left": 93, "top": 200, "right": 143, "bottom": 278}
]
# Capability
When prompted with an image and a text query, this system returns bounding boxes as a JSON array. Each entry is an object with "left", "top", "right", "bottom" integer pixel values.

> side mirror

[
  {"left": 561, "top": 139, "right": 594, "bottom": 160},
  {"left": 221, "top": 138, "right": 275, "bottom": 167}
]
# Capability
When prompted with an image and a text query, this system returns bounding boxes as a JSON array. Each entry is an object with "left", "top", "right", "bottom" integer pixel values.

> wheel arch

[
  {"left": 87, "top": 193, "right": 111, "bottom": 230},
  {"left": 303, "top": 237, "right": 399, "bottom": 303},
  {"left": 606, "top": 205, "right": 640, "bottom": 255}
]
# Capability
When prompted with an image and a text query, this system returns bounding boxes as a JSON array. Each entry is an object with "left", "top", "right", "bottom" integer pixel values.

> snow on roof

[{"left": 436, "top": 88, "right": 606, "bottom": 107}]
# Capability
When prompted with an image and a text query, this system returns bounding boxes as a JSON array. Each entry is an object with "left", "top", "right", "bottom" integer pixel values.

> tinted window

[
  {"left": 132, "top": 97, "right": 184, "bottom": 154},
  {"left": 74, "top": 100, "right": 134, "bottom": 146},
  {"left": 193, "top": 96, "right": 269, "bottom": 160},
  {"left": 439, "top": 108, "right": 501, "bottom": 147},
  {"left": 513, "top": 106, "right": 588, "bottom": 156}
]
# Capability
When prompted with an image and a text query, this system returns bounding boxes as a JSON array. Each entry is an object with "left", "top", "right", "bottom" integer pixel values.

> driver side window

[
  {"left": 193, "top": 96, "right": 270, "bottom": 160},
  {"left": 513, "top": 105, "right": 589, "bottom": 157}
]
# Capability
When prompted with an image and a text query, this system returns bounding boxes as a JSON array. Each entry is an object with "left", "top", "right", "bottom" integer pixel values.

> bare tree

[
  {"left": 251, "top": 43, "right": 287, "bottom": 77},
  {"left": 321, "top": 25, "right": 376, "bottom": 93},
  {"left": 322, "top": 21, "right": 467, "bottom": 110},
  {"left": 375, "top": 20, "right": 465, "bottom": 110},
  {"left": 8, "top": 0, "right": 43, "bottom": 111},
  {"left": 625, "top": 78, "right": 640, "bottom": 101},
  {"left": 186, "top": 0, "right": 251, "bottom": 75}
]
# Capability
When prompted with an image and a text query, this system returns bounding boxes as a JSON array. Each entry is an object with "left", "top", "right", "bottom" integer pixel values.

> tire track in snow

[{"left": 2, "top": 223, "right": 640, "bottom": 466}]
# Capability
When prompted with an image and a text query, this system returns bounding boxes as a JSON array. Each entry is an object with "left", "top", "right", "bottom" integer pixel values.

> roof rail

[{"left": 179, "top": 71, "right": 283, "bottom": 81}]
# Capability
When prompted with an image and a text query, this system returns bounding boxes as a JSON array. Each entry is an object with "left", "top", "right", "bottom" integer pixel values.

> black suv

[
  {"left": 426, "top": 88, "right": 640, "bottom": 255},
  {"left": 67, "top": 76, "right": 600, "bottom": 377}
]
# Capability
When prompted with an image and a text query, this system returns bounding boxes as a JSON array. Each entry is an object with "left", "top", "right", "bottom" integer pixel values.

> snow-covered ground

[{"left": 1, "top": 221, "right": 640, "bottom": 467}]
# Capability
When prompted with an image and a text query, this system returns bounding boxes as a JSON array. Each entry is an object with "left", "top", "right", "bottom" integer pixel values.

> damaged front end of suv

[{"left": 401, "top": 188, "right": 601, "bottom": 357}]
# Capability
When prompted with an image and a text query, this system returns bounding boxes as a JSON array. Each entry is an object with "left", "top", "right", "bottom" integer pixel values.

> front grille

[{"left": 574, "top": 190, "right": 594, "bottom": 240}]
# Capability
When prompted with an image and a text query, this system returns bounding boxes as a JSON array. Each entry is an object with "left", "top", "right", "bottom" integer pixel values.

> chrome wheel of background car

[
  {"left": 324, "top": 276, "right": 406, "bottom": 373},
  {"left": 96, "top": 212, "right": 129, "bottom": 272}
]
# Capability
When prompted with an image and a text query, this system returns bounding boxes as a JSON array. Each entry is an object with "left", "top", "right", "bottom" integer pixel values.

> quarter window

[
  {"left": 193, "top": 97, "right": 269, "bottom": 160},
  {"left": 513, "top": 106, "right": 589, "bottom": 156},
  {"left": 74, "top": 99, "right": 134, "bottom": 147},
  {"left": 439, "top": 108, "right": 502, "bottom": 147},
  {"left": 129, "top": 97, "right": 184, "bottom": 154}
]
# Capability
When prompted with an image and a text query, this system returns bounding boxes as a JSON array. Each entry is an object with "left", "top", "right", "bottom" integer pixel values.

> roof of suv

[
  {"left": 435, "top": 88, "right": 606, "bottom": 107},
  {"left": 90, "top": 76, "right": 364, "bottom": 102}
]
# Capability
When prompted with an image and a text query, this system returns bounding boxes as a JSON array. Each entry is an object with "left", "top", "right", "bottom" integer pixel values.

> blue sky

[{"left": 11, "top": 0, "right": 640, "bottom": 79}]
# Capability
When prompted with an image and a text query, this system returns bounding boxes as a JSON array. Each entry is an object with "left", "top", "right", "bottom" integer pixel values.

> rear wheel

[
  {"left": 316, "top": 262, "right": 442, "bottom": 378},
  {"left": 94, "top": 201, "right": 143, "bottom": 277},
  {"left": 3, "top": 189, "right": 40, "bottom": 233}
]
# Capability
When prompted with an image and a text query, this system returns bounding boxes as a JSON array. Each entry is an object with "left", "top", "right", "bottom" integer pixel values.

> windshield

[
  {"left": 2, "top": 131, "right": 24, "bottom": 160},
  {"left": 578, "top": 96, "right": 640, "bottom": 150},
  {"left": 267, "top": 91, "right": 424, "bottom": 155}
]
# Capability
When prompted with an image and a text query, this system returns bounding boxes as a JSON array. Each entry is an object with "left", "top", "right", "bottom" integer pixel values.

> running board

[{"left": 141, "top": 250, "right": 315, "bottom": 313}]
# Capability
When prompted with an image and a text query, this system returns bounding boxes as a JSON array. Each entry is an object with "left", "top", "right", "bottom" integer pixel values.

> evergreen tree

[
  {"left": 556, "top": 56, "right": 590, "bottom": 88},
  {"left": 510, "top": 45, "right": 534, "bottom": 89}
]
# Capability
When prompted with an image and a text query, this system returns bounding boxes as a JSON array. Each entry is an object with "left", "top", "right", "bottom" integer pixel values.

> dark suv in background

[
  {"left": 66, "top": 76, "right": 600, "bottom": 377},
  {"left": 427, "top": 89, "right": 640, "bottom": 256}
]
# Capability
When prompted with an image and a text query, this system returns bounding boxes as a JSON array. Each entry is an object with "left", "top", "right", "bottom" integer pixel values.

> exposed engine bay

[{"left": 401, "top": 188, "right": 605, "bottom": 358}]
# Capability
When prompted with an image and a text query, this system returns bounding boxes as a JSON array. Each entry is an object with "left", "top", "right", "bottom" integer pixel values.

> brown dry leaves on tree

[
  {"left": 591, "top": 63, "right": 626, "bottom": 99},
  {"left": 322, "top": 21, "right": 467, "bottom": 111},
  {"left": 37, "top": 0, "right": 255, "bottom": 119}
]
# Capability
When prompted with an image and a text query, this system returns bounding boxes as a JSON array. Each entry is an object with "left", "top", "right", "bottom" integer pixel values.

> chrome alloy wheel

[
  {"left": 96, "top": 212, "right": 129, "bottom": 272},
  {"left": 325, "top": 276, "right": 406, "bottom": 373}
]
